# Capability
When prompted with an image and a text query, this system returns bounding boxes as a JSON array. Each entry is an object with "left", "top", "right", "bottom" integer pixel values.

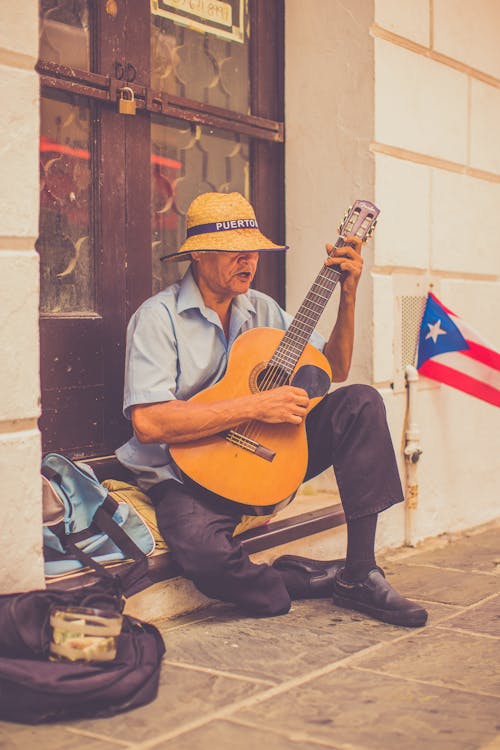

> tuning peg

[
  {"left": 338, "top": 206, "right": 352, "bottom": 235},
  {"left": 366, "top": 219, "right": 378, "bottom": 238}
]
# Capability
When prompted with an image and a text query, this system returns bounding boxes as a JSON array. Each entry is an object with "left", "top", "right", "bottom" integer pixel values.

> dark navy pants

[{"left": 151, "top": 385, "right": 404, "bottom": 616}]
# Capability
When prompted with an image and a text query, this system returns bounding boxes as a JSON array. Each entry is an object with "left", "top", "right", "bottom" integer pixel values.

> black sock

[{"left": 342, "top": 514, "right": 378, "bottom": 582}]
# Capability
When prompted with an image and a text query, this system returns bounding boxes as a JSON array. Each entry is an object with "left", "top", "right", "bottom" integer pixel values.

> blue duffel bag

[{"left": 41, "top": 452, "right": 155, "bottom": 587}]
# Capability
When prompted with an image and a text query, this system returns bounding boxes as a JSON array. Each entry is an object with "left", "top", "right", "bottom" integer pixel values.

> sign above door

[{"left": 151, "top": 0, "right": 245, "bottom": 43}]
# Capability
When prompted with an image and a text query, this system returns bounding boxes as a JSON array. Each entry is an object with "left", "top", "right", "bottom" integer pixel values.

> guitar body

[{"left": 170, "top": 327, "right": 332, "bottom": 510}]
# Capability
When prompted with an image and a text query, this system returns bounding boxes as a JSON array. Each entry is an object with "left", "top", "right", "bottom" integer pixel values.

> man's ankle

[{"left": 341, "top": 560, "right": 377, "bottom": 583}]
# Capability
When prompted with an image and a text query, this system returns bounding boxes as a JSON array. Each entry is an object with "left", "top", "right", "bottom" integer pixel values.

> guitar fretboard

[
  {"left": 270, "top": 263, "right": 341, "bottom": 375},
  {"left": 264, "top": 200, "right": 379, "bottom": 386}
]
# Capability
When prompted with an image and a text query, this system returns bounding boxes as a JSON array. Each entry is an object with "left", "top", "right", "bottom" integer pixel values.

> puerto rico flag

[{"left": 416, "top": 293, "right": 500, "bottom": 407}]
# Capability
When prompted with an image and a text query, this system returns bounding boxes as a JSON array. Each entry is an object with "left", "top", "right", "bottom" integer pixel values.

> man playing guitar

[{"left": 116, "top": 192, "right": 427, "bottom": 628}]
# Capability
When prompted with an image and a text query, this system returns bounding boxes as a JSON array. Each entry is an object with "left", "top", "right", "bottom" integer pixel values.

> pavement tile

[
  {"left": 354, "top": 629, "right": 500, "bottom": 696},
  {"left": 237, "top": 666, "right": 500, "bottom": 750},
  {"left": 380, "top": 563, "right": 500, "bottom": 606},
  {"left": 408, "top": 599, "right": 461, "bottom": 622},
  {"left": 152, "top": 718, "right": 343, "bottom": 750},
  {"left": 158, "top": 598, "right": 408, "bottom": 683},
  {"left": 0, "top": 725, "right": 122, "bottom": 750},
  {"left": 397, "top": 527, "right": 500, "bottom": 574},
  {"left": 65, "top": 662, "right": 267, "bottom": 744},
  {"left": 438, "top": 594, "right": 500, "bottom": 637}
]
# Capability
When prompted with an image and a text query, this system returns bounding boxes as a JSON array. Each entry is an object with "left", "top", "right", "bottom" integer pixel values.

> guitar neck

[
  {"left": 270, "top": 245, "right": 344, "bottom": 373},
  {"left": 267, "top": 199, "right": 380, "bottom": 377}
]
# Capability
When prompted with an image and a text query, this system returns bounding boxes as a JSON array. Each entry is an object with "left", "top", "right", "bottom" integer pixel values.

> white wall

[
  {"left": 286, "top": 0, "right": 500, "bottom": 550},
  {"left": 373, "top": 0, "right": 500, "bottom": 544},
  {"left": 284, "top": 0, "right": 376, "bottom": 385},
  {"left": 0, "top": 3, "right": 44, "bottom": 592}
]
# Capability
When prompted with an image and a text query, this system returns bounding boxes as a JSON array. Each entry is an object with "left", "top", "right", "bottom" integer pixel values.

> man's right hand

[
  {"left": 254, "top": 385, "right": 310, "bottom": 425},
  {"left": 133, "top": 385, "right": 311, "bottom": 444}
]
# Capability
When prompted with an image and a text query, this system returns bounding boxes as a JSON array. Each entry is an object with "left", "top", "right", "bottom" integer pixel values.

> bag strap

[
  {"left": 61, "top": 496, "right": 120, "bottom": 543},
  {"left": 65, "top": 539, "right": 118, "bottom": 580},
  {"left": 94, "top": 499, "right": 147, "bottom": 565},
  {"left": 95, "top": 503, "right": 150, "bottom": 592},
  {"left": 42, "top": 459, "right": 150, "bottom": 594},
  {"left": 65, "top": 499, "right": 149, "bottom": 594}
]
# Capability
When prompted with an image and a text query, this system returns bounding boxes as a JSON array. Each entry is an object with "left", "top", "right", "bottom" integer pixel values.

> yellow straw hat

[{"left": 160, "top": 192, "right": 288, "bottom": 261}]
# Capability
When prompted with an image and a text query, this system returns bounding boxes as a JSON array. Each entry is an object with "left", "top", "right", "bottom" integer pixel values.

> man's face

[{"left": 192, "top": 250, "right": 259, "bottom": 300}]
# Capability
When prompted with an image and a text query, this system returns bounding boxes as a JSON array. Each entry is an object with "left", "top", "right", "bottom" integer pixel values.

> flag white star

[{"left": 425, "top": 319, "right": 447, "bottom": 344}]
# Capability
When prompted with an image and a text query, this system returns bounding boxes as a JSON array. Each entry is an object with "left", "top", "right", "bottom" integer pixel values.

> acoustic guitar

[{"left": 170, "top": 200, "right": 380, "bottom": 512}]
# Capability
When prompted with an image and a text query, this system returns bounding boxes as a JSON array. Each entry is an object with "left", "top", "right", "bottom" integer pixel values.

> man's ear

[{"left": 190, "top": 251, "right": 200, "bottom": 262}]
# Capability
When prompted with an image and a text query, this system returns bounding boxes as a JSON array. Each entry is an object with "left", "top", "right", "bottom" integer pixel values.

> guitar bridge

[{"left": 223, "top": 430, "right": 275, "bottom": 462}]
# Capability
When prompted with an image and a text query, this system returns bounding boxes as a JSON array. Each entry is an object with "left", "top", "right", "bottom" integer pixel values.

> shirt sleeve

[{"left": 123, "top": 302, "right": 178, "bottom": 419}]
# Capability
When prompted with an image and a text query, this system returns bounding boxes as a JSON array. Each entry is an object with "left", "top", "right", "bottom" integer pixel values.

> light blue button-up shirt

[{"left": 116, "top": 267, "right": 326, "bottom": 490}]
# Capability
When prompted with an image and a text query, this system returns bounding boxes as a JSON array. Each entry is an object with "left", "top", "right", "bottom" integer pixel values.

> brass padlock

[{"left": 118, "top": 86, "right": 136, "bottom": 115}]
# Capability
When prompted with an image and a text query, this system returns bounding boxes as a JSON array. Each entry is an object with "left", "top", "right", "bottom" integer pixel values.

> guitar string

[
  {"left": 259, "top": 270, "right": 339, "bottom": 387},
  {"left": 240, "top": 263, "right": 343, "bottom": 443},
  {"left": 241, "top": 266, "right": 341, "bottom": 442},
  {"left": 241, "top": 278, "right": 333, "bottom": 440},
  {"left": 234, "top": 228, "right": 371, "bottom": 445}
]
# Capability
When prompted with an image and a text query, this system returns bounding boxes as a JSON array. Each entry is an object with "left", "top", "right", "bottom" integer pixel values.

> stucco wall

[
  {"left": 286, "top": 0, "right": 500, "bottom": 549},
  {"left": 284, "top": 0, "right": 376, "bottom": 385},
  {"left": 0, "top": 3, "right": 44, "bottom": 592}
]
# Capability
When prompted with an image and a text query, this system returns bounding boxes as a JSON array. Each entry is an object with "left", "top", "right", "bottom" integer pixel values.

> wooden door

[{"left": 37, "top": 0, "right": 284, "bottom": 460}]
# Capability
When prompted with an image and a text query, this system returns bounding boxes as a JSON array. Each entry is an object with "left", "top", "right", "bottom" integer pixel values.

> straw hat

[{"left": 160, "top": 192, "right": 288, "bottom": 261}]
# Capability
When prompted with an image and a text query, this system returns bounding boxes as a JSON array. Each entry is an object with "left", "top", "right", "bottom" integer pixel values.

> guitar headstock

[{"left": 338, "top": 199, "right": 380, "bottom": 242}]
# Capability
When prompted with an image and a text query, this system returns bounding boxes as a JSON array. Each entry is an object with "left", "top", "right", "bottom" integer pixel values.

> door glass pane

[
  {"left": 151, "top": 0, "right": 250, "bottom": 114},
  {"left": 37, "top": 90, "right": 94, "bottom": 313},
  {"left": 151, "top": 116, "right": 249, "bottom": 293},
  {"left": 39, "top": 0, "right": 90, "bottom": 69}
]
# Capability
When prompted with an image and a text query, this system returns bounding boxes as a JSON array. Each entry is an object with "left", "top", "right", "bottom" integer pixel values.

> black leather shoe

[
  {"left": 272, "top": 555, "right": 345, "bottom": 598},
  {"left": 331, "top": 567, "right": 428, "bottom": 627}
]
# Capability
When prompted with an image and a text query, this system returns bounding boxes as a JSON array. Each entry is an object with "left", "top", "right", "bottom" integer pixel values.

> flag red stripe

[
  {"left": 462, "top": 340, "right": 500, "bottom": 370},
  {"left": 419, "top": 361, "right": 500, "bottom": 406}
]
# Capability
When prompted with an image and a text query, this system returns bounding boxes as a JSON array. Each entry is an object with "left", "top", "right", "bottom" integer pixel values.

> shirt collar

[{"left": 176, "top": 266, "right": 207, "bottom": 315}]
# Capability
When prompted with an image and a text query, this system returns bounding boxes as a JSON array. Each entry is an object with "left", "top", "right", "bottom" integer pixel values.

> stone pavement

[{"left": 1, "top": 521, "right": 499, "bottom": 750}]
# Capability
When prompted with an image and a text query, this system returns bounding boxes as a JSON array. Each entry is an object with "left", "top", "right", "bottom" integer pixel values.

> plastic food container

[{"left": 49, "top": 606, "right": 123, "bottom": 662}]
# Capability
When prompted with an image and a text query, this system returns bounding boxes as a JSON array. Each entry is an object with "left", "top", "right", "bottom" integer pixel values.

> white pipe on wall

[{"left": 404, "top": 365, "right": 423, "bottom": 546}]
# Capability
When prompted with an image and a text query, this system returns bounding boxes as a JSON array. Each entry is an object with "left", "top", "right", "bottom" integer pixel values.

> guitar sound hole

[{"left": 256, "top": 365, "right": 290, "bottom": 392}]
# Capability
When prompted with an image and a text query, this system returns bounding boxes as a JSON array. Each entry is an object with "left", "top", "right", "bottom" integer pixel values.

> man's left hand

[{"left": 324, "top": 235, "right": 364, "bottom": 296}]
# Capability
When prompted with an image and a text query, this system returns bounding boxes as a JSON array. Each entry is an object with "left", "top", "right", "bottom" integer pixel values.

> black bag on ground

[{"left": 0, "top": 580, "right": 166, "bottom": 724}]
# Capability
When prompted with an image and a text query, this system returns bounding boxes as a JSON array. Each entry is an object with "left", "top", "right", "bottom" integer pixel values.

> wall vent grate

[{"left": 401, "top": 295, "right": 426, "bottom": 368}]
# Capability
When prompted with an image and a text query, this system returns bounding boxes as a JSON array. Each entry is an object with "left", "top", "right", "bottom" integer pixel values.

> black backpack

[{"left": 0, "top": 578, "right": 165, "bottom": 724}]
